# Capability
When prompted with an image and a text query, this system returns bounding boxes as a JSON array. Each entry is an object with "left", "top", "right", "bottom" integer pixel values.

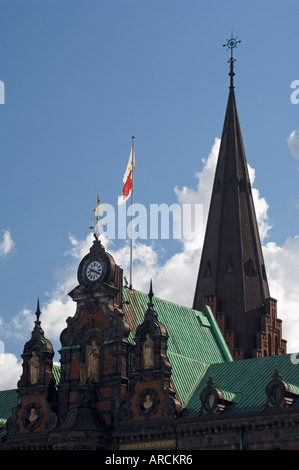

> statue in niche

[
  {"left": 29, "top": 407, "right": 38, "bottom": 424},
  {"left": 28, "top": 350, "right": 40, "bottom": 384},
  {"left": 87, "top": 340, "right": 100, "bottom": 382},
  {"left": 136, "top": 388, "right": 159, "bottom": 418},
  {"left": 143, "top": 394, "right": 153, "bottom": 413},
  {"left": 143, "top": 334, "right": 154, "bottom": 369}
]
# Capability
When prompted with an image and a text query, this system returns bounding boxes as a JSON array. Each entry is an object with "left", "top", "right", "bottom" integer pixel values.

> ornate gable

[
  {"left": 6, "top": 301, "right": 58, "bottom": 442},
  {"left": 117, "top": 282, "right": 182, "bottom": 424}
]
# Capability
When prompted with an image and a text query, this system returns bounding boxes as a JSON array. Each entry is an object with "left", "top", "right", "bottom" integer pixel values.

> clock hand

[{"left": 89, "top": 268, "right": 101, "bottom": 274}]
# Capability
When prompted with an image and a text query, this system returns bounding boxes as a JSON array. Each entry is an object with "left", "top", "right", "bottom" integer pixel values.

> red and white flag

[{"left": 117, "top": 143, "right": 135, "bottom": 205}]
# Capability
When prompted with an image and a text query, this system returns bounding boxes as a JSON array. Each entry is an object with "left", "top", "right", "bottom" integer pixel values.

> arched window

[
  {"left": 275, "top": 335, "right": 279, "bottom": 355},
  {"left": 226, "top": 259, "right": 234, "bottom": 274},
  {"left": 245, "top": 259, "right": 256, "bottom": 276},
  {"left": 203, "top": 262, "right": 211, "bottom": 278},
  {"left": 268, "top": 333, "right": 272, "bottom": 356}
]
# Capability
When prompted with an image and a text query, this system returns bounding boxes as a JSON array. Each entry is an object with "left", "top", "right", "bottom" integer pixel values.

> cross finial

[{"left": 223, "top": 34, "right": 241, "bottom": 88}]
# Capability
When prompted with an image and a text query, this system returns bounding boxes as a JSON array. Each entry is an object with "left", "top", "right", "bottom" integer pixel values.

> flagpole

[{"left": 129, "top": 136, "right": 135, "bottom": 290}]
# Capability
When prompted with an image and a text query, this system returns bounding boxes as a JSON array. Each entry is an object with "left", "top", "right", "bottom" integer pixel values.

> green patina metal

[
  {"left": 122, "top": 287, "right": 233, "bottom": 404},
  {"left": 184, "top": 353, "right": 299, "bottom": 416},
  {"left": 122, "top": 288, "right": 232, "bottom": 365}
]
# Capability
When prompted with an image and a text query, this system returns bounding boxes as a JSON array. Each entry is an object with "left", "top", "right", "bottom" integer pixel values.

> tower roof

[
  {"left": 22, "top": 299, "right": 54, "bottom": 356},
  {"left": 193, "top": 44, "right": 271, "bottom": 356}
]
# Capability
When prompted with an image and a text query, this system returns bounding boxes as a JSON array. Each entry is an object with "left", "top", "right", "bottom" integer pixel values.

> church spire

[{"left": 193, "top": 38, "right": 286, "bottom": 359}]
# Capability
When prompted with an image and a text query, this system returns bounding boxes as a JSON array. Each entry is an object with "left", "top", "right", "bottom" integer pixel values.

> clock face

[
  {"left": 86, "top": 260, "right": 103, "bottom": 281},
  {"left": 77, "top": 248, "right": 115, "bottom": 286}
]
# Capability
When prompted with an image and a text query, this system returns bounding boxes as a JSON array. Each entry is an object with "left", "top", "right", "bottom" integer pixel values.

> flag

[{"left": 117, "top": 145, "right": 135, "bottom": 205}]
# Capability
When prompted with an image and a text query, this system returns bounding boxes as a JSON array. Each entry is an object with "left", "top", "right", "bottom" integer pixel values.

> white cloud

[
  {"left": 263, "top": 236, "right": 299, "bottom": 353},
  {"left": 248, "top": 164, "right": 272, "bottom": 242},
  {"left": 174, "top": 137, "right": 220, "bottom": 251},
  {"left": 287, "top": 130, "right": 299, "bottom": 161},
  {"left": 0, "top": 353, "right": 22, "bottom": 390},
  {"left": 0, "top": 230, "right": 15, "bottom": 257}
]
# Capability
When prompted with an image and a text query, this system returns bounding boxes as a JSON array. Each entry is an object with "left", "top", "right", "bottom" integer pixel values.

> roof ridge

[{"left": 123, "top": 287, "right": 201, "bottom": 312}]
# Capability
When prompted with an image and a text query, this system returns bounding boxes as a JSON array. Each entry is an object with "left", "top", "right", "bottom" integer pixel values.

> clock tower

[{"left": 51, "top": 217, "right": 129, "bottom": 448}]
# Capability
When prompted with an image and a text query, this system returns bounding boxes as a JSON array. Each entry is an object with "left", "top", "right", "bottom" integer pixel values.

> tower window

[
  {"left": 203, "top": 262, "right": 211, "bottom": 278},
  {"left": 245, "top": 259, "right": 256, "bottom": 277},
  {"left": 226, "top": 259, "right": 234, "bottom": 274}
]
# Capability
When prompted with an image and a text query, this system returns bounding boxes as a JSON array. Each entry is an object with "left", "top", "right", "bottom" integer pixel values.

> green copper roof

[
  {"left": 53, "top": 364, "right": 61, "bottom": 385},
  {"left": 122, "top": 288, "right": 232, "bottom": 365},
  {"left": 0, "top": 389, "right": 17, "bottom": 421},
  {"left": 122, "top": 288, "right": 233, "bottom": 404},
  {"left": 184, "top": 353, "right": 299, "bottom": 416},
  {"left": 167, "top": 352, "right": 210, "bottom": 404},
  {"left": 0, "top": 389, "right": 18, "bottom": 438}
]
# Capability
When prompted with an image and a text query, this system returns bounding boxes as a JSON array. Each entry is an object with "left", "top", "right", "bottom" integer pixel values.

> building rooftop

[
  {"left": 122, "top": 288, "right": 233, "bottom": 404},
  {"left": 184, "top": 353, "right": 299, "bottom": 417},
  {"left": 2, "top": 289, "right": 298, "bottom": 438}
]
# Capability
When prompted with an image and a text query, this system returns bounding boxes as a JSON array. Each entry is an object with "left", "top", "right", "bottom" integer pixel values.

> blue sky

[{"left": 1, "top": 0, "right": 299, "bottom": 388}]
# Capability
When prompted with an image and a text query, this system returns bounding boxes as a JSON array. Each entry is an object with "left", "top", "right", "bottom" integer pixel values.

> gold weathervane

[{"left": 89, "top": 192, "right": 106, "bottom": 239}]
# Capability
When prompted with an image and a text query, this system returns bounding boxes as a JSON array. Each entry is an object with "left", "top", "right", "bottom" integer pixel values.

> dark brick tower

[
  {"left": 5, "top": 301, "right": 58, "bottom": 446},
  {"left": 193, "top": 38, "right": 286, "bottom": 360},
  {"left": 116, "top": 281, "right": 181, "bottom": 426},
  {"left": 54, "top": 234, "right": 128, "bottom": 447}
]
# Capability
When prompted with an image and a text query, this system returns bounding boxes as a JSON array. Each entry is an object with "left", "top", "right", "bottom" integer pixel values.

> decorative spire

[
  {"left": 32, "top": 298, "right": 44, "bottom": 337},
  {"left": 143, "top": 280, "right": 157, "bottom": 322},
  {"left": 35, "top": 298, "right": 41, "bottom": 325},
  {"left": 89, "top": 192, "right": 106, "bottom": 241},
  {"left": 223, "top": 34, "right": 241, "bottom": 88},
  {"left": 148, "top": 279, "right": 154, "bottom": 307}
]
